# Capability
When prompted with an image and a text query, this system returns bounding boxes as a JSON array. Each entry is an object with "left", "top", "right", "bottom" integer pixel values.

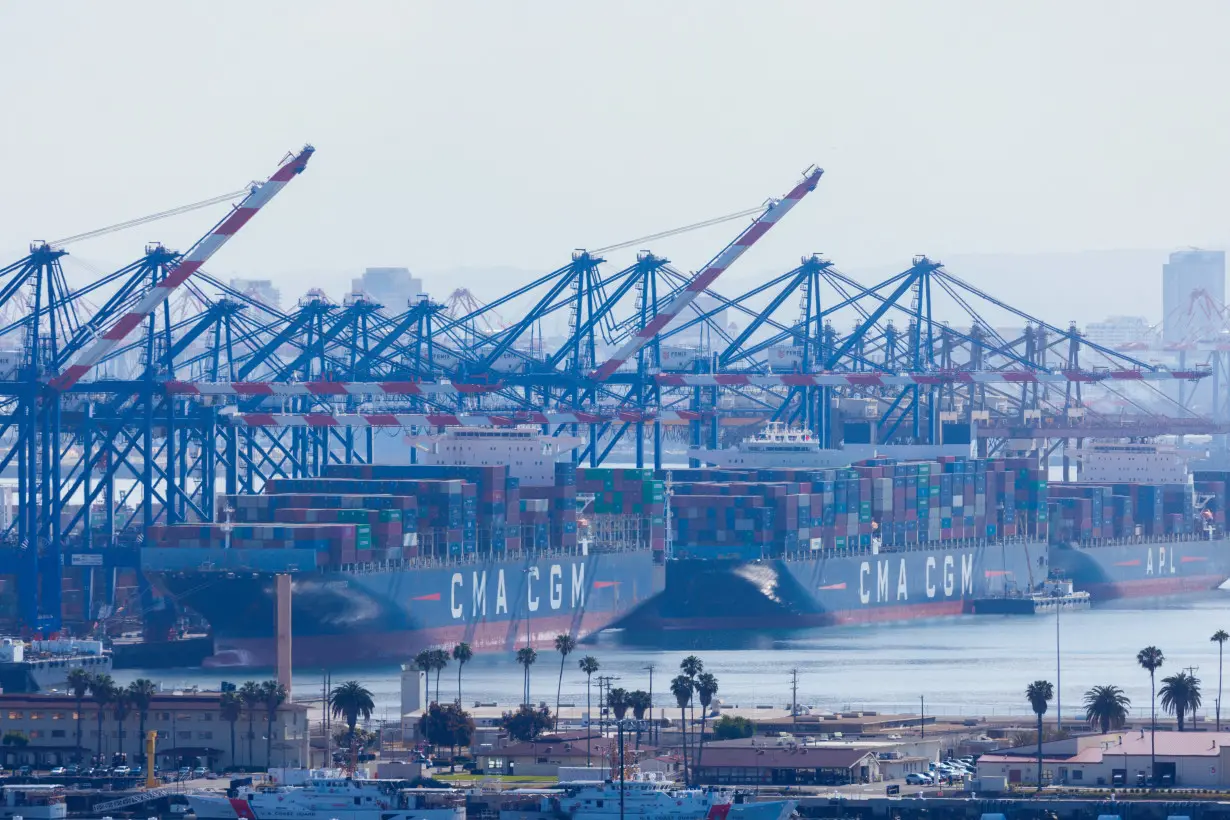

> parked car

[
  {"left": 113, "top": 765, "right": 131, "bottom": 776},
  {"left": 50, "top": 767, "right": 66, "bottom": 776},
  {"left": 905, "top": 772, "right": 932, "bottom": 785},
  {"left": 193, "top": 767, "right": 207, "bottom": 778},
  {"left": 65, "top": 765, "right": 80, "bottom": 776}
]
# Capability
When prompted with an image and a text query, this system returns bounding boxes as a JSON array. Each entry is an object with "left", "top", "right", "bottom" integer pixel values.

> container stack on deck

[
  {"left": 576, "top": 467, "right": 667, "bottom": 561},
  {"left": 661, "top": 455, "right": 1049, "bottom": 560},
  {"left": 1046, "top": 478, "right": 1206, "bottom": 542}
]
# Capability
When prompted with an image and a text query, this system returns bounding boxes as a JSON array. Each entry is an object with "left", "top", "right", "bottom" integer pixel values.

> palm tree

[
  {"left": 1205, "top": 634, "right": 1225, "bottom": 727},
  {"left": 67, "top": 668, "right": 92, "bottom": 762},
  {"left": 238, "top": 681, "right": 264, "bottom": 766},
  {"left": 261, "top": 681, "right": 288, "bottom": 766},
  {"left": 452, "top": 642, "right": 473, "bottom": 706},
  {"left": 125, "top": 679, "right": 157, "bottom": 765},
  {"left": 680, "top": 656, "right": 703, "bottom": 732},
  {"left": 695, "top": 672, "right": 719, "bottom": 778},
  {"left": 1083, "top": 685, "right": 1131, "bottom": 733},
  {"left": 1137, "top": 645, "right": 1164, "bottom": 783},
  {"left": 1025, "top": 680, "right": 1054, "bottom": 790},
  {"left": 413, "top": 650, "right": 435, "bottom": 702},
  {"left": 628, "top": 690, "right": 652, "bottom": 749},
  {"left": 89, "top": 674, "right": 116, "bottom": 763},
  {"left": 220, "top": 691, "right": 243, "bottom": 770},
  {"left": 670, "top": 675, "right": 694, "bottom": 786},
  {"left": 516, "top": 647, "right": 537, "bottom": 708},
  {"left": 553, "top": 634, "right": 576, "bottom": 729},
  {"left": 113, "top": 691, "right": 130, "bottom": 761},
  {"left": 1160, "top": 671, "right": 1202, "bottom": 732},
  {"left": 578, "top": 655, "right": 600, "bottom": 765},
  {"left": 430, "top": 649, "right": 450, "bottom": 704},
  {"left": 328, "top": 681, "right": 375, "bottom": 773}
]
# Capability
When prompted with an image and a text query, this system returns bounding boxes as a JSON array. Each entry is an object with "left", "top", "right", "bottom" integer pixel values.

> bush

[
  {"left": 711, "top": 715, "right": 754, "bottom": 740},
  {"left": 500, "top": 705, "right": 553, "bottom": 742}
]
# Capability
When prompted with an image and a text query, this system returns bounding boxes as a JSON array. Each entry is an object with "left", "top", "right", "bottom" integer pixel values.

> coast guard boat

[{"left": 185, "top": 777, "right": 464, "bottom": 820}]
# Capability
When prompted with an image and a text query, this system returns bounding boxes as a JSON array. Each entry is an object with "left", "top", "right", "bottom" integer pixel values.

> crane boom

[
  {"left": 49, "top": 145, "right": 315, "bottom": 391},
  {"left": 587, "top": 165, "right": 823, "bottom": 382}
]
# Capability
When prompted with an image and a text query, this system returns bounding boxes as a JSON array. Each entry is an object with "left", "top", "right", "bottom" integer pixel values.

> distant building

[
  {"left": 1083, "top": 315, "right": 1153, "bottom": 349},
  {"left": 351, "top": 267, "right": 425, "bottom": 311},
  {"left": 666, "top": 294, "right": 729, "bottom": 348},
  {"left": 1162, "top": 249, "right": 1225, "bottom": 344},
  {"left": 229, "top": 278, "right": 282, "bottom": 309}
]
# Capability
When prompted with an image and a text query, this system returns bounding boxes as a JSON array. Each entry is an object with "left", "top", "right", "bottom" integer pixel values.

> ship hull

[
  {"left": 1049, "top": 537, "right": 1230, "bottom": 600},
  {"left": 616, "top": 541, "right": 1045, "bottom": 631},
  {"left": 147, "top": 550, "right": 657, "bottom": 668}
]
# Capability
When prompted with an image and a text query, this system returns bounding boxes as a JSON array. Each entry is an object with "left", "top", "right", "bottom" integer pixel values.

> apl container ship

[
  {"left": 615, "top": 431, "right": 1230, "bottom": 633},
  {"left": 141, "top": 429, "right": 662, "bottom": 667}
]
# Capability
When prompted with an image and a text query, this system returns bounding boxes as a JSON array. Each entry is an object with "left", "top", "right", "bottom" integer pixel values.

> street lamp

[{"left": 616, "top": 717, "right": 637, "bottom": 820}]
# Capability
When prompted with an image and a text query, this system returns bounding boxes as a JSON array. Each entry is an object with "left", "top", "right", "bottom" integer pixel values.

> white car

[
  {"left": 905, "top": 772, "right": 932, "bottom": 785},
  {"left": 49, "top": 767, "right": 66, "bottom": 776}
]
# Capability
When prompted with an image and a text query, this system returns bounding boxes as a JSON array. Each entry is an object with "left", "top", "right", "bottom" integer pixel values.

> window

[
  {"left": 51, "top": 730, "right": 66, "bottom": 738},
  {"left": 28, "top": 730, "right": 43, "bottom": 739},
  {"left": 202, "top": 713, "right": 213, "bottom": 722},
  {"left": 156, "top": 730, "right": 169, "bottom": 739},
  {"left": 178, "top": 731, "right": 192, "bottom": 740},
  {"left": 51, "top": 712, "right": 65, "bottom": 720},
  {"left": 177, "top": 713, "right": 194, "bottom": 721},
  {"left": 198, "top": 731, "right": 213, "bottom": 740},
  {"left": 159, "top": 712, "right": 171, "bottom": 721},
  {"left": 6, "top": 711, "right": 20, "bottom": 720},
  {"left": 28, "top": 712, "right": 42, "bottom": 720},
  {"left": 1073, "top": 770, "right": 1083, "bottom": 781}
]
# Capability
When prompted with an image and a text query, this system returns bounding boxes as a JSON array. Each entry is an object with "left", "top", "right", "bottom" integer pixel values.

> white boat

[
  {"left": 687, "top": 423, "right": 970, "bottom": 470},
  {"left": 185, "top": 778, "right": 464, "bottom": 820},
  {"left": 0, "top": 784, "right": 67, "bottom": 820},
  {"left": 500, "top": 777, "right": 735, "bottom": 820}
]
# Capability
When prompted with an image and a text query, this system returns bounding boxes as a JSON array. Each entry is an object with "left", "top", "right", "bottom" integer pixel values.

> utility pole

[
  {"left": 644, "top": 664, "right": 656, "bottom": 744},
  {"left": 1056, "top": 597, "right": 1062, "bottom": 730},
  {"left": 920, "top": 695, "right": 925, "bottom": 740},
  {"left": 790, "top": 669, "right": 799, "bottom": 726}
]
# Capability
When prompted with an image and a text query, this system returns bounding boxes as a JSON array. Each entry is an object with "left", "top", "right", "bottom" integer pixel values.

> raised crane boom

[
  {"left": 587, "top": 165, "right": 823, "bottom": 382},
  {"left": 49, "top": 145, "right": 315, "bottom": 391}
]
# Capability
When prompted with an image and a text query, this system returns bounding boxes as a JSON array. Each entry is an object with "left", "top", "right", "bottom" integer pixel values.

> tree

[
  {"left": 1083, "top": 685, "right": 1131, "bottom": 733},
  {"left": 125, "top": 679, "right": 157, "bottom": 765},
  {"left": 553, "top": 634, "right": 576, "bottom": 730},
  {"left": 695, "top": 672, "right": 719, "bottom": 779},
  {"left": 1, "top": 731, "right": 28, "bottom": 747},
  {"left": 261, "top": 681, "right": 288, "bottom": 766},
  {"left": 328, "top": 681, "right": 375, "bottom": 773},
  {"left": 1025, "top": 680, "right": 1054, "bottom": 790},
  {"left": 670, "top": 675, "right": 693, "bottom": 786},
  {"left": 516, "top": 647, "right": 538, "bottom": 707},
  {"left": 1137, "top": 645, "right": 1164, "bottom": 783},
  {"left": 220, "top": 691, "right": 243, "bottom": 770},
  {"left": 712, "top": 715, "right": 755, "bottom": 741},
  {"left": 67, "top": 668, "right": 92, "bottom": 762},
  {"left": 430, "top": 649, "right": 450, "bottom": 705},
  {"left": 452, "top": 642, "right": 473, "bottom": 706},
  {"left": 413, "top": 650, "right": 436, "bottom": 703},
  {"left": 500, "top": 704, "right": 553, "bottom": 743},
  {"left": 628, "top": 690, "right": 652, "bottom": 749},
  {"left": 1160, "top": 671, "right": 1202, "bottom": 732},
  {"left": 239, "top": 681, "right": 263, "bottom": 766},
  {"left": 113, "top": 690, "right": 130, "bottom": 761},
  {"left": 1215, "top": 629, "right": 1225, "bottom": 732},
  {"left": 89, "top": 674, "right": 116, "bottom": 762},
  {"left": 578, "top": 655, "right": 600, "bottom": 766},
  {"left": 418, "top": 703, "right": 475, "bottom": 771},
  {"left": 680, "top": 656, "right": 703, "bottom": 735}
]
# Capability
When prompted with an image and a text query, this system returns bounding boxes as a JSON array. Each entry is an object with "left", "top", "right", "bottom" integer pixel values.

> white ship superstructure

[
  {"left": 688, "top": 423, "right": 970, "bottom": 469},
  {"left": 409, "top": 427, "right": 581, "bottom": 487}
]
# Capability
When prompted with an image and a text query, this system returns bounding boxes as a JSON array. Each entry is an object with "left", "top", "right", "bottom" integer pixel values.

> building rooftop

[
  {"left": 979, "top": 730, "right": 1230, "bottom": 765},
  {"left": 696, "top": 744, "right": 875, "bottom": 770}
]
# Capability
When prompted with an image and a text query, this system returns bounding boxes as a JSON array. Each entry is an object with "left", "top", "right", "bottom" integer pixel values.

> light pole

[
  {"left": 643, "top": 664, "right": 655, "bottom": 744},
  {"left": 617, "top": 717, "right": 635, "bottom": 820},
  {"left": 1055, "top": 593, "right": 1062, "bottom": 730}
]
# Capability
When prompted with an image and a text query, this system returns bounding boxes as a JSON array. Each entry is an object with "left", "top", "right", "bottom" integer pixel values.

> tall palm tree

[
  {"left": 1025, "top": 680, "right": 1054, "bottom": 790},
  {"left": 261, "top": 681, "right": 288, "bottom": 767},
  {"left": 1083, "top": 685, "right": 1131, "bottom": 733},
  {"left": 695, "top": 672, "right": 719, "bottom": 778},
  {"left": 628, "top": 690, "right": 652, "bottom": 749},
  {"left": 608, "top": 687, "right": 629, "bottom": 776},
  {"left": 553, "top": 634, "right": 576, "bottom": 729},
  {"left": 125, "top": 679, "right": 157, "bottom": 765},
  {"left": 578, "top": 655, "right": 600, "bottom": 765},
  {"left": 89, "top": 674, "right": 116, "bottom": 763},
  {"left": 670, "top": 675, "right": 693, "bottom": 786},
  {"left": 238, "top": 681, "right": 264, "bottom": 766},
  {"left": 1160, "top": 671, "right": 1202, "bottom": 732},
  {"left": 680, "top": 656, "right": 703, "bottom": 733},
  {"left": 67, "top": 668, "right": 92, "bottom": 762},
  {"left": 220, "top": 691, "right": 243, "bottom": 770},
  {"left": 430, "top": 649, "right": 450, "bottom": 705},
  {"left": 113, "top": 691, "right": 130, "bottom": 761},
  {"left": 413, "top": 650, "right": 435, "bottom": 702},
  {"left": 328, "top": 681, "right": 375, "bottom": 773},
  {"left": 1205, "top": 629, "right": 1225, "bottom": 732},
  {"left": 1136, "top": 645, "right": 1164, "bottom": 783},
  {"left": 516, "top": 647, "right": 537, "bottom": 708},
  {"left": 452, "top": 642, "right": 473, "bottom": 706}
]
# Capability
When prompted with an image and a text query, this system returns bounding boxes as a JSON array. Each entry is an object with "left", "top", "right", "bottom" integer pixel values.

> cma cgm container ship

[
  {"left": 141, "top": 429, "right": 661, "bottom": 667},
  {"left": 617, "top": 431, "right": 1230, "bottom": 633}
]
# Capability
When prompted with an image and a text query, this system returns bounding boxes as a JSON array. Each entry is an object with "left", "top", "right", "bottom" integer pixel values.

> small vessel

[
  {"left": 969, "top": 578, "right": 1091, "bottom": 615},
  {"left": 0, "top": 637, "right": 112, "bottom": 694},
  {"left": 185, "top": 778, "right": 464, "bottom": 820},
  {"left": 0, "top": 784, "right": 67, "bottom": 820}
]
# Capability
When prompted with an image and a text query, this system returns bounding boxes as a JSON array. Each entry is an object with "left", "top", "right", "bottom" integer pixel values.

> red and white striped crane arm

[
  {"left": 587, "top": 165, "right": 823, "bottom": 382},
  {"left": 49, "top": 145, "right": 316, "bottom": 391}
]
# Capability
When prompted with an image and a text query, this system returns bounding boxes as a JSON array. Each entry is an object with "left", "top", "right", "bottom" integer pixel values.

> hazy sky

[{"left": 3, "top": 2, "right": 1228, "bottom": 319}]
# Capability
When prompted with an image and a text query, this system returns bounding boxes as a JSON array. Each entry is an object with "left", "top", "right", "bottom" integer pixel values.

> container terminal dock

[{"left": 1, "top": 146, "right": 1230, "bottom": 664}]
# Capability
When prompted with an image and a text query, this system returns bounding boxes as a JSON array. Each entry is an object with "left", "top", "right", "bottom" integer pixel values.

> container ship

[
  {"left": 140, "top": 428, "right": 662, "bottom": 667},
  {"left": 616, "top": 434, "right": 1230, "bottom": 633}
]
